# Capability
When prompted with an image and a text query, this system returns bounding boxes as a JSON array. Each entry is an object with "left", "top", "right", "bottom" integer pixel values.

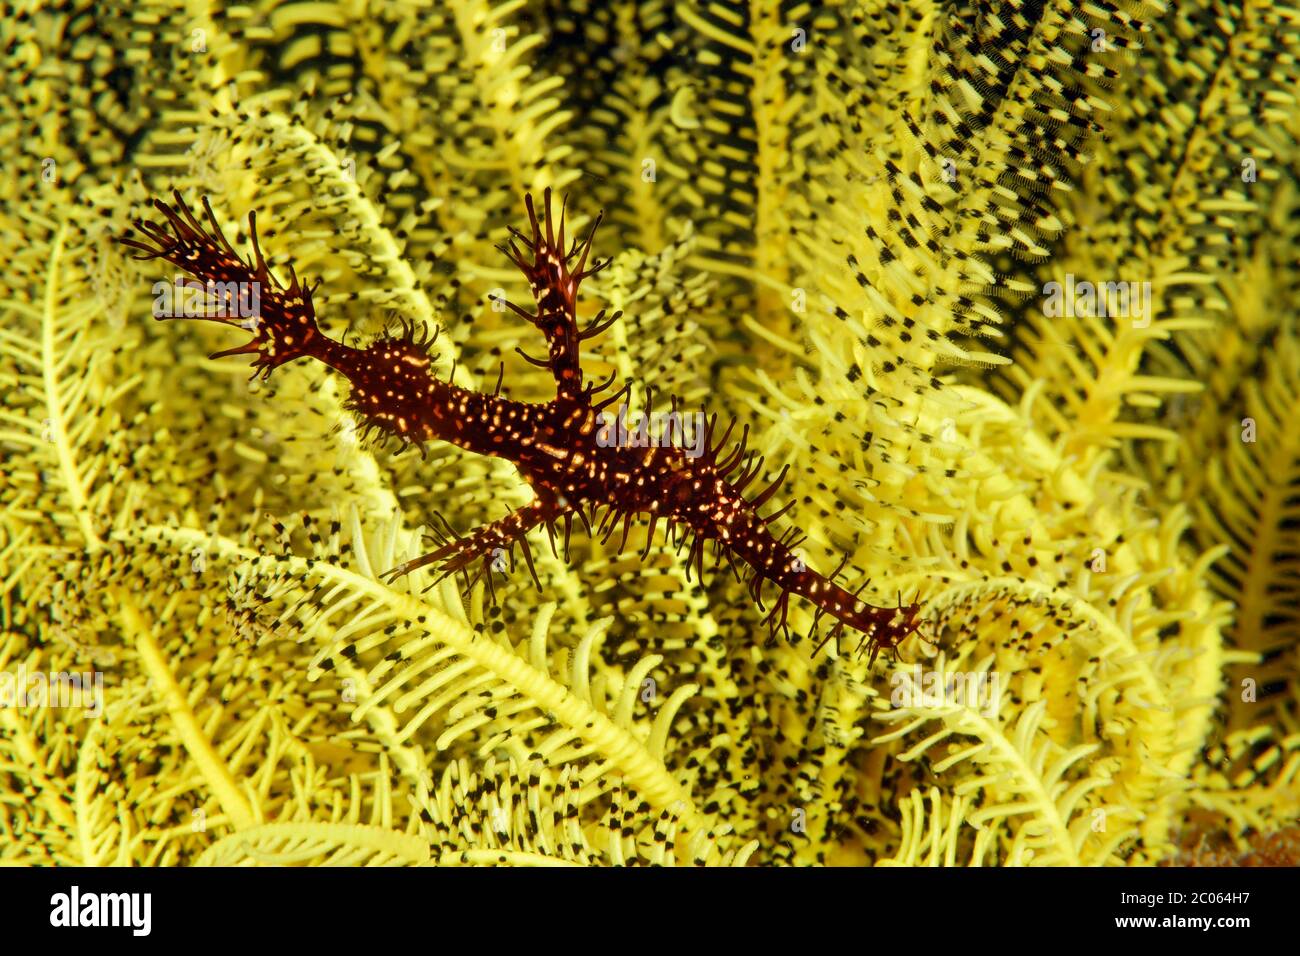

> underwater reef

[{"left": 0, "top": 0, "right": 1297, "bottom": 866}]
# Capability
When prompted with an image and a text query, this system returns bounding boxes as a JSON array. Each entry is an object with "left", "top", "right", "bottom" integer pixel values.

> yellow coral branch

[{"left": 116, "top": 590, "right": 257, "bottom": 831}]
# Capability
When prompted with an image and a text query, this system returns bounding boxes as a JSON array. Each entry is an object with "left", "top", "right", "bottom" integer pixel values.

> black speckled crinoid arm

[{"left": 119, "top": 189, "right": 924, "bottom": 662}]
